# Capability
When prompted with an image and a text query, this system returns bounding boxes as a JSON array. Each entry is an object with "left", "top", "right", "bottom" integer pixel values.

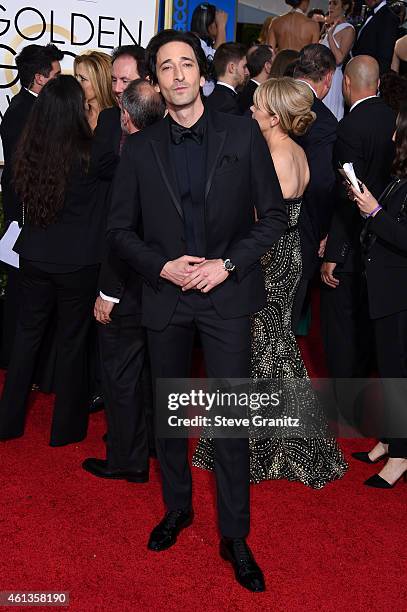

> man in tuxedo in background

[
  {"left": 205, "top": 42, "right": 248, "bottom": 115},
  {"left": 291, "top": 44, "right": 337, "bottom": 330},
  {"left": 85, "top": 45, "right": 155, "bottom": 473},
  {"left": 0, "top": 44, "right": 63, "bottom": 366},
  {"left": 107, "top": 29, "right": 287, "bottom": 592},
  {"left": 90, "top": 44, "right": 147, "bottom": 178},
  {"left": 321, "top": 56, "right": 396, "bottom": 377},
  {"left": 83, "top": 80, "right": 166, "bottom": 482},
  {"left": 352, "top": 0, "right": 399, "bottom": 74},
  {"left": 237, "top": 44, "right": 273, "bottom": 115}
]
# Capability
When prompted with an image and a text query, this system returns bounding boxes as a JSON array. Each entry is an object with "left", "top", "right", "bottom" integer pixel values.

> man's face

[
  {"left": 36, "top": 60, "right": 61, "bottom": 90},
  {"left": 234, "top": 56, "right": 249, "bottom": 89},
  {"left": 155, "top": 41, "right": 204, "bottom": 109},
  {"left": 112, "top": 56, "right": 140, "bottom": 105}
]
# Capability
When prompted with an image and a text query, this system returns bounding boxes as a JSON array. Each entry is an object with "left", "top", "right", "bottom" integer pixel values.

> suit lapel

[
  {"left": 150, "top": 119, "right": 183, "bottom": 219},
  {"left": 205, "top": 111, "right": 226, "bottom": 201}
]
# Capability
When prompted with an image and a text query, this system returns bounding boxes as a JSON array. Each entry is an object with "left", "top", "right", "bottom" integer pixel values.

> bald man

[
  {"left": 321, "top": 55, "right": 396, "bottom": 378},
  {"left": 266, "top": 0, "right": 320, "bottom": 52}
]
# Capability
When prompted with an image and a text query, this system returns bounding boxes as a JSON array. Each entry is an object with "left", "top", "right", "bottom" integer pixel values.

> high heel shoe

[
  {"left": 352, "top": 451, "right": 388, "bottom": 465},
  {"left": 364, "top": 472, "right": 407, "bottom": 489}
]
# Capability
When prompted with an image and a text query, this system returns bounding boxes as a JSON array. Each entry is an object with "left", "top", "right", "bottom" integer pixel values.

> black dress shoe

[
  {"left": 364, "top": 472, "right": 407, "bottom": 489},
  {"left": 147, "top": 509, "right": 193, "bottom": 551},
  {"left": 89, "top": 395, "right": 104, "bottom": 414},
  {"left": 82, "top": 458, "right": 148, "bottom": 482},
  {"left": 352, "top": 451, "right": 388, "bottom": 464},
  {"left": 220, "top": 537, "right": 265, "bottom": 593}
]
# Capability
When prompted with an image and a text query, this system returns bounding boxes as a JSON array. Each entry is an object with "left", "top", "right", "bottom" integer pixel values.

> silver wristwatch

[{"left": 222, "top": 258, "right": 235, "bottom": 272}]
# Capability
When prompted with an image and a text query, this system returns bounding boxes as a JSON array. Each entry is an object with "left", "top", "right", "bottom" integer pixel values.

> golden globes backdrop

[{"left": 0, "top": 0, "right": 160, "bottom": 161}]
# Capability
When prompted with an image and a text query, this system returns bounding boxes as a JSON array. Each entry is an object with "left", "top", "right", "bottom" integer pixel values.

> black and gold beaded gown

[{"left": 192, "top": 197, "right": 348, "bottom": 489}]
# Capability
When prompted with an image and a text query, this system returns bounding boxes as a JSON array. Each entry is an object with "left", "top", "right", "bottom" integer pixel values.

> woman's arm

[
  {"left": 214, "top": 10, "right": 227, "bottom": 49},
  {"left": 351, "top": 183, "right": 407, "bottom": 253},
  {"left": 327, "top": 24, "right": 355, "bottom": 66},
  {"left": 391, "top": 36, "right": 407, "bottom": 73}
]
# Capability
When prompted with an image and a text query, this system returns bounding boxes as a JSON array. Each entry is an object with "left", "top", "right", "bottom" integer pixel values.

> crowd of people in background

[{"left": 1, "top": 0, "right": 407, "bottom": 594}]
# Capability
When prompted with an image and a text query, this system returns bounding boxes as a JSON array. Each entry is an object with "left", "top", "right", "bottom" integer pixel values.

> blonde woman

[
  {"left": 193, "top": 78, "right": 348, "bottom": 488},
  {"left": 74, "top": 51, "right": 116, "bottom": 130}
]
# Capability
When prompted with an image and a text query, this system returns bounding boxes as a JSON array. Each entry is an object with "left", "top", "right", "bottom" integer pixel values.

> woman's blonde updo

[{"left": 253, "top": 77, "right": 316, "bottom": 137}]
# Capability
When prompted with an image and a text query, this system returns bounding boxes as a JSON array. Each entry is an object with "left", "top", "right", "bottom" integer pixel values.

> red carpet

[{"left": 1, "top": 292, "right": 406, "bottom": 611}]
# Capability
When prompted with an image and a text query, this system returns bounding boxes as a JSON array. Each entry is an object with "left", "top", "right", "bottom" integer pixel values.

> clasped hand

[{"left": 160, "top": 255, "right": 229, "bottom": 293}]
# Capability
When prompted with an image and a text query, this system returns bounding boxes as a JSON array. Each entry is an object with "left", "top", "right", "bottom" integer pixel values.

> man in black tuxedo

[
  {"left": 83, "top": 80, "right": 165, "bottom": 483},
  {"left": 237, "top": 44, "right": 273, "bottom": 115},
  {"left": 107, "top": 29, "right": 287, "bottom": 592},
  {"left": 205, "top": 42, "right": 248, "bottom": 115},
  {"left": 292, "top": 44, "right": 337, "bottom": 330},
  {"left": 89, "top": 44, "right": 147, "bottom": 182},
  {"left": 352, "top": 0, "right": 399, "bottom": 74},
  {"left": 81, "top": 45, "right": 157, "bottom": 478},
  {"left": 321, "top": 56, "right": 396, "bottom": 377},
  {"left": 0, "top": 44, "right": 63, "bottom": 366}
]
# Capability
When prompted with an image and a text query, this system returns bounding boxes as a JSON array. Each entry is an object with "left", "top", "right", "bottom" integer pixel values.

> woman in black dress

[
  {"left": 0, "top": 75, "right": 107, "bottom": 446},
  {"left": 351, "top": 105, "right": 407, "bottom": 488}
]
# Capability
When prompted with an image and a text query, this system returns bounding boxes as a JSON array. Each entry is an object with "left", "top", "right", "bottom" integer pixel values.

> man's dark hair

[
  {"left": 307, "top": 8, "right": 325, "bottom": 18},
  {"left": 15, "top": 44, "right": 64, "bottom": 89},
  {"left": 246, "top": 45, "right": 273, "bottom": 79},
  {"left": 293, "top": 44, "right": 336, "bottom": 82},
  {"left": 393, "top": 103, "right": 407, "bottom": 177},
  {"left": 380, "top": 71, "right": 407, "bottom": 113},
  {"left": 190, "top": 2, "right": 217, "bottom": 46},
  {"left": 111, "top": 44, "right": 147, "bottom": 78},
  {"left": 213, "top": 42, "right": 247, "bottom": 79},
  {"left": 122, "top": 79, "right": 166, "bottom": 130},
  {"left": 146, "top": 29, "right": 208, "bottom": 84},
  {"left": 13, "top": 75, "right": 92, "bottom": 227}
]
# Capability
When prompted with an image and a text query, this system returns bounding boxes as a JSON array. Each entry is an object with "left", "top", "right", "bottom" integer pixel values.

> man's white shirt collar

[
  {"left": 350, "top": 94, "right": 377, "bottom": 112},
  {"left": 373, "top": 0, "right": 386, "bottom": 13},
  {"left": 216, "top": 81, "right": 236, "bottom": 93},
  {"left": 251, "top": 79, "right": 260, "bottom": 86},
  {"left": 24, "top": 87, "right": 38, "bottom": 97},
  {"left": 357, "top": 1, "right": 386, "bottom": 38}
]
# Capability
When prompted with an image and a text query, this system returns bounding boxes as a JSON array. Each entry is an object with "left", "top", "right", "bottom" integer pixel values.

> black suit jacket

[
  {"left": 325, "top": 97, "right": 396, "bottom": 271},
  {"left": 363, "top": 179, "right": 407, "bottom": 318},
  {"left": 0, "top": 88, "right": 36, "bottom": 223},
  {"left": 92, "top": 106, "right": 142, "bottom": 316},
  {"left": 353, "top": 4, "right": 399, "bottom": 74},
  {"left": 14, "top": 162, "right": 107, "bottom": 266},
  {"left": 205, "top": 84, "right": 241, "bottom": 115},
  {"left": 237, "top": 80, "right": 258, "bottom": 115},
  {"left": 295, "top": 94, "right": 338, "bottom": 277},
  {"left": 107, "top": 109, "right": 287, "bottom": 331}
]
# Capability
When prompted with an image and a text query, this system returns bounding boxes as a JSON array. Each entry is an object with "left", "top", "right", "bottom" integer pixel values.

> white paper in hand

[
  {"left": 0, "top": 221, "right": 21, "bottom": 268},
  {"left": 342, "top": 162, "right": 362, "bottom": 193}
]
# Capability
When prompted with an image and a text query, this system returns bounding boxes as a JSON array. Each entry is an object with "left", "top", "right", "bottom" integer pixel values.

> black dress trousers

[
  {"left": 374, "top": 310, "right": 407, "bottom": 458},
  {"left": 98, "top": 313, "right": 149, "bottom": 471},
  {"left": 148, "top": 292, "right": 251, "bottom": 539},
  {"left": 0, "top": 260, "right": 98, "bottom": 445}
]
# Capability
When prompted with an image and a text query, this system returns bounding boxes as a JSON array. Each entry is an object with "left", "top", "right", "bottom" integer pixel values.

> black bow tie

[
  {"left": 170, "top": 122, "right": 204, "bottom": 145},
  {"left": 366, "top": 7, "right": 375, "bottom": 18}
]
